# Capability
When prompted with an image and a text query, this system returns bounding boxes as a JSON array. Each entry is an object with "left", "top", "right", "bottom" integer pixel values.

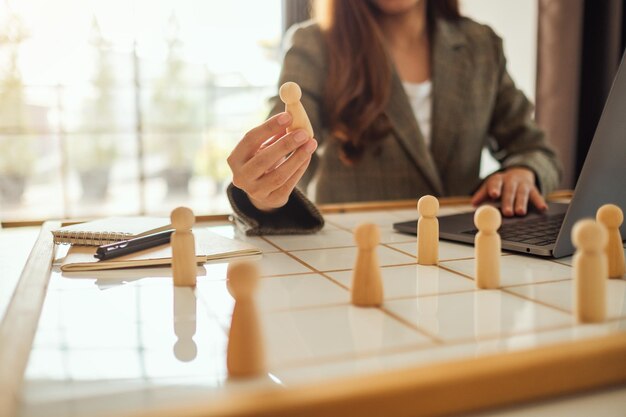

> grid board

[{"left": 12, "top": 207, "right": 626, "bottom": 417}]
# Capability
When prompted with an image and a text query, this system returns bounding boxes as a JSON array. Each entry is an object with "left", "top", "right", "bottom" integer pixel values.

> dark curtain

[
  {"left": 536, "top": 0, "right": 584, "bottom": 189},
  {"left": 575, "top": 0, "right": 625, "bottom": 179},
  {"left": 537, "top": 0, "right": 626, "bottom": 188}
]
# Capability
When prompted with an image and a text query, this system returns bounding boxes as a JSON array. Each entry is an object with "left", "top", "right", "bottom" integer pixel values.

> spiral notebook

[{"left": 52, "top": 217, "right": 172, "bottom": 246}]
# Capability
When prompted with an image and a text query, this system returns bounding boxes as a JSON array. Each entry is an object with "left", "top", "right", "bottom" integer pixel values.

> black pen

[{"left": 94, "top": 229, "right": 175, "bottom": 261}]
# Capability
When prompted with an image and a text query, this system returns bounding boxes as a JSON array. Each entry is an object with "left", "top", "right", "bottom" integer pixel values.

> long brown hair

[{"left": 314, "top": 0, "right": 460, "bottom": 164}]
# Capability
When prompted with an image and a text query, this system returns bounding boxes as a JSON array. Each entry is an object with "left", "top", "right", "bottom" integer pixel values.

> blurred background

[
  {"left": 0, "top": 0, "right": 283, "bottom": 221},
  {"left": 0, "top": 0, "right": 624, "bottom": 223}
]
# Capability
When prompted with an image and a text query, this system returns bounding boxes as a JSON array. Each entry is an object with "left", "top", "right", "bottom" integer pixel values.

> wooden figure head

[
  {"left": 572, "top": 219, "right": 608, "bottom": 253},
  {"left": 279, "top": 81, "right": 302, "bottom": 104},
  {"left": 596, "top": 204, "right": 623, "bottom": 229},
  {"left": 474, "top": 205, "right": 501, "bottom": 233},
  {"left": 417, "top": 195, "right": 439, "bottom": 217},
  {"left": 354, "top": 223, "right": 380, "bottom": 250},
  {"left": 227, "top": 261, "right": 260, "bottom": 300},
  {"left": 170, "top": 206, "right": 195, "bottom": 231}
]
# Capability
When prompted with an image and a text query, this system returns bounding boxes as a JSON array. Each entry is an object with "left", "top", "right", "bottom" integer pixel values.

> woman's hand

[
  {"left": 227, "top": 112, "right": 318, "bottom": 212},
  {"left": 471, "top": 167, "right": 547, "bottom": 217}
]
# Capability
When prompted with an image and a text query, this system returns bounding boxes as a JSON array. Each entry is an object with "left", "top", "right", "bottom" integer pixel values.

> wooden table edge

[
  {"left": 125, "top": 332, "right": 626, "bottom": 417},
  {"left": 0, "top": 190, "right": 574, "bottom": 228}
]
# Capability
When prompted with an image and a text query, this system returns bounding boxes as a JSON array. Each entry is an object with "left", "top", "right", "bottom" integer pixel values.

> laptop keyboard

[{"left": 462, "top": 213, "right": 565, "bottom": 246}]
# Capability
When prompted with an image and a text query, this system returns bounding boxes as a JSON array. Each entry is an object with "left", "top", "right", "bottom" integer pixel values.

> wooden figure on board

[
  {"left": 417, "top": 195, "right": 439, "bottom": 265},
  {"left": 226, "top": 261, "right": 266, "bottom": 378},
  {"left": 474, "top": 205, "right": 501, "bottom": 289},
  {"left": 279, "top": 81, "right": 314, "bottom": 138},
  {"left": 351, "top": 223, "right": 383, "bottom": 307},
  {"left": 170, "top": 206, "right": 197, "bottom": 287},
  {"left": 596, "top": 204, "right": 626, "bottom": 278},
  {"left": 572, "top": 219, "right": 607, "bottom": 323}
]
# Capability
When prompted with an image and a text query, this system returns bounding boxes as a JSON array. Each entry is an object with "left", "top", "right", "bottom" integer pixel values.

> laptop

[{"left": 393, "top": 52, "right": 626, "bottom": 258}]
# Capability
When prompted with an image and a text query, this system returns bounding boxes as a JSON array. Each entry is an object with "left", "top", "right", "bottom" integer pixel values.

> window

[{"left": 0, "top": 0, "right": 283, "bottom": 221}]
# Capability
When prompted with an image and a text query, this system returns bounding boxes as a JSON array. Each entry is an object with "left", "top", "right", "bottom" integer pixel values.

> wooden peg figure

[
  {"left": 474, "top": 206, "right": 501, "bottom": 289},
  {"left": 596, "top": 204, "right": 626, "bottom": 278},
  {"left": 170, "top": 206, "right": 197, "bottom": 287},
  {"left": 417, "top": 195, "right": 439, "bottom": 265},
  {"left": 226, "top": 261, "right": 265, "bottom": 378},
  {"left": 351, "top": 223, "right": 383, "bottom": 307},
  {"left": 279, "top": 81, "right": 314, "bottom": 138},
  {"left": 572, "top": 219, "right": 607, "bottom": 322}
]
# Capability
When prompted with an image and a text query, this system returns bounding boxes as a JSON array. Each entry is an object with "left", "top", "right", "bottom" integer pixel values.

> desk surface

[{"left": 1, "top": 203, "right": 626, "bottom": 417}]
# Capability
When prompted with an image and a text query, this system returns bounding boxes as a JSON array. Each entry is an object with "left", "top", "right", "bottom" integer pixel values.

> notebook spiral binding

[{"left": 53, "top": 230, "right": 133, "bottom": 246}]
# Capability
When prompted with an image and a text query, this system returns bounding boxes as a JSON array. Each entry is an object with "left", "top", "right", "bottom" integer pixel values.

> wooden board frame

[
  {"left": 135, "top": 333, "right": 626, "bottom": 417},
  {"left": 0, "top": 221, "right": 59, "bottom": 417},
  {"left": 4, "top": 191, "right": 624, "bottom": 417}
]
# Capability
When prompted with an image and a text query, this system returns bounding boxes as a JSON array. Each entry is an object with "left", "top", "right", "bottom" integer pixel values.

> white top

[{"left": 402, "top": 80, "right": 432, "bottom": 148}]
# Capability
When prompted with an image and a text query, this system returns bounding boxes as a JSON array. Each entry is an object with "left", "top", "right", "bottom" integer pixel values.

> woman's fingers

[
  {"left": 471, "top": 173, "right": 504, "bottom": 206},
  {"left": 251, "top": 139, "right": 317, "bottom": 199},
  {"left": 471, "top": 183, "right": 489, "bottom": 206},
  {"left": 514, "top": 183, "right": 530, "bottom": 216},
  {"left": 251, "top": 139, "right": 317, "bottom": 195},
  {"left": 258, "top": 130, "right": 287, "bottom": 153},
  {"left": 472, "top": 168, "right": 546, "bottom": 217},
  {"left": 488, "top": 174, "right": 504, "bottom": 199},
  {"left": 529, "top": 187, "right": 548, "bottom": 211},
  {"left": 242, "top": 130, "right": 311, "bottom": 180},
  {"left": 226, "top": 113, "right": 317, "bottom": 212},
  {"left": 266, "top": 153, "right": 315, "bottom": 208},
  {"left": 500, "top": 179, "right": 518, "bottom": 217},
  {"left": 228, "top": 112, "right": 292, "bottom": 166}
]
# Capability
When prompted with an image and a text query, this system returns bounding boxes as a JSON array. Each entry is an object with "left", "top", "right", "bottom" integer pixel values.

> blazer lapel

[
  {"left": 385, "top": 66, "right": 444, "bottom": 196},
  {"left": 430, "top": 19, "right": 471, "bottom": 187}
]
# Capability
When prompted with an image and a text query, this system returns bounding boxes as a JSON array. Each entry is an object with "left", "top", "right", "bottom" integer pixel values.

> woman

[{"left": 227, "top": 0, "right": 561, "bottom": 235}]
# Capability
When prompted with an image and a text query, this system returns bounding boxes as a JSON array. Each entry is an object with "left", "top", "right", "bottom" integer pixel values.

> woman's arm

[
  {"left": 226, "top": 112, "right": 324, "bottom": 235},
  {"left": 226, "top": 23, "right": 327, "bottom": 234},
  {"left": 473, "top": 29, "right": 562, "bottom": 216}
]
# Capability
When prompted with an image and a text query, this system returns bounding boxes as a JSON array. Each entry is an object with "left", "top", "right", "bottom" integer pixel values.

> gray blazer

[{"left": 269, "top": 18, "right": 561, "bottom": 203}]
